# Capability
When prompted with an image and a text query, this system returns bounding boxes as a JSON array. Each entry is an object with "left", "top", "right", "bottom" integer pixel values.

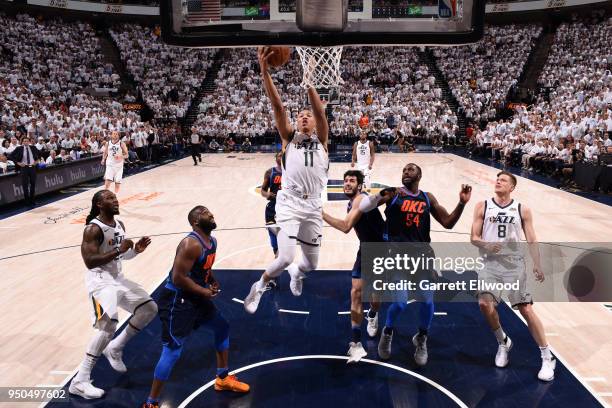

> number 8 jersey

[
  {"left": 481, "top": 198, "right": 523, "bottom": 243},
  {"left": 281, "top": 131, "right": 329, "bottom": 198}
]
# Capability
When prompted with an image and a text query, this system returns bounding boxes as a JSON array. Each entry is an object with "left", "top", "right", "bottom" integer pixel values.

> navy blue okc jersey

[
  {"left": 268, "top": 167, "right": 282, "bottom": 199},
  {"left": 348, "top": 192, "right": 385, "bottom": 242},
  {"left": 384, "top": 188, "right": 431, "bottom": 242},
  {"left": 166, "top": 232, "right": 217, "bottom": 291}
]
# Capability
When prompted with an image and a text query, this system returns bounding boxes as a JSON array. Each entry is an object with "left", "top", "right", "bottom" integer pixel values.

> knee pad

[
  {"left": 154, "top": 344, "right": 183, "bottom": 381},
  {"left": 130, "top": 299, "right": 158, "bottom": 330}
]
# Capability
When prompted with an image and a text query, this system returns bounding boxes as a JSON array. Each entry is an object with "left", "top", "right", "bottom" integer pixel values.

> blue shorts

[
  {"left": 158, "top": 286, "right": 217, "bottom": 348},
  {"left": 351, "top": 249, "right": 361, "bottom": 279}
]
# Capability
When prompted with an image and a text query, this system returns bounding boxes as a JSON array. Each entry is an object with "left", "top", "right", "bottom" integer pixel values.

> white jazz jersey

[
  {"left": 281, "top": 132, "right": 328, "bottom": 198},
  {"left": 87, "top": 218, "right": 126, "bottom": 279},
  {"left": 356, "top": 140, "right": 371, "bottom": 167},
  {"left": 106, "top": 140, "right": 124, "bottom": 166},
  {"left": 482, "top": 198, "right": 523, "bottom": 243}
]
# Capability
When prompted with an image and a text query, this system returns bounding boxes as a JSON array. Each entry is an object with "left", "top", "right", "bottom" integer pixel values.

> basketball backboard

[{"left": 160, "top": 0, "right": 485, "bottom": 47}]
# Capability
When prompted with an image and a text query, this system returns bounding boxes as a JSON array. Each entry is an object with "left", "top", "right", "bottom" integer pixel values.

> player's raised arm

[
  {"left": 307, "top": 86, "right": 329, "bottom": 147},
  {"left": 259, "top": 47, "right": 293, "bottom": 145},
  {"left": 323, "top": 195, "right": 366, "bottom": 234},
  {"left": 428, "top": 184, "right": 471, "bottom": 229},
  {"left": 171, "top": 238, "right": 218, "bottom": 299}
]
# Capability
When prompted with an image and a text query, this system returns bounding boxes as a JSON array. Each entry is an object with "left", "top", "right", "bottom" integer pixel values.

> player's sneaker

[
  {"left": 412, "top": 334, "right": 428, "bottom": 366},
  {"left": 366, "top": 312, "right": 379, "bottom": 337},
  {"left": 495, "top": 336, "right": 513, "bottom": 368},
  {"left": 378, "top": 328, "right": 393, "bottom": 360},
  {"left": 214, "top": 375, "right": 250, "bottom": 393},
  {"left": 68, "top": 379, "right": 105, "bottom": 399},
  {"left": 244, "top": 281, "right": 265, "bottom": 314},
  {"left": 288, "top": 264, "right": 305, "bottom": 296},
  {"left": 538, "top": 357, "right": 556, "bottom": 381},
  {"left": 347, "top": 342, "right": 368, "bottom": 363},
  {"left": 103, "top": 345, "right": 127, "bottom": 373}
]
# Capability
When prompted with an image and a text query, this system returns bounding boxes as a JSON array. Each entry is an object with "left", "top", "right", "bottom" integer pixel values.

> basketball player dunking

[
  {"left": 359, "top": 163, "right": 471, "bottom": 365},
  {"left": 351, "top": 129, "right": 375, "bottom": 189},
  {"left": 323, "top": 170, "right": 382, "bottom": 362},
  {"left": 470, "top": 171, "right": 556, "bottom": 381},
  {"left": 143, "top": 206, "right": 249, "bottom": 408},
  {"left": 69, "top": 190, "right": 157, "bottom": 399},
  {"left": 244, "top": 47, "right": 329, "bottom": 314},
  {"left": 261, "top": 152, "right": 283, "bottom": 289},
  {"left": 101, "top": 131, "right": 128, "bottom": 194}
]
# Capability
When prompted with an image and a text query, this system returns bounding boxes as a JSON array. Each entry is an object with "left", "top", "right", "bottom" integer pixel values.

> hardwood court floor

[{"left": 0, "top": 153, "right": 610, "bottom": 406}]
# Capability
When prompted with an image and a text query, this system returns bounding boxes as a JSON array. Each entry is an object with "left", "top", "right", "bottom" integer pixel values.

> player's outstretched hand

[
  {"left": 459, "top": 184, "right": 472, "bottom": 204},
  {"left": 135, "top": 236, "right": 152, "bottom": 253},
  {"left": 119, "top": 239, "right": 134, "bottom": 254},
  {"left": 258, "top": 47, "right": 273, "bottom": 73}
]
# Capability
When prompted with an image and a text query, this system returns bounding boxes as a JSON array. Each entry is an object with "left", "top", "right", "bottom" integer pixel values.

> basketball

[{"left": 267, "top": 46, "right": 291, "bottom": 67}]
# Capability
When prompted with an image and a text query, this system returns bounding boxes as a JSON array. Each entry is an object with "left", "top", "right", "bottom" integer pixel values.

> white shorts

[
  {"left": 477, "top": 256, "right": 532, "bottom": 308},
  {"left": 86, "top": 271, "right": 151, "bottom": 327},
  {"left": 104, "top": 165, "right": 123, "bottom": 183},
  {"left": 275, "top": 190, "right": 323, "bottom": 247}
]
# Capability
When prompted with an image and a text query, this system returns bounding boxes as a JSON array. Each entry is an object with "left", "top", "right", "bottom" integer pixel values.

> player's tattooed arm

[
  {"left": 428, "top": 184, "right": 472, "bottom": 229},
  {"left": 307, "top": 86, "right": 329, "bottom": 147},
  {"left": 81, "top": 224, "right": 132, "bottom": 269},
  {"left": 323, "top": 195, "right": 365, "bottom": 233},
  {"left": 171, "top": 238, "right": 218, "bottom": 299},
  {"left": 261, "top": 169, "right": 274, "bottom": 200},
  {"left": 258, "top": 47, "right": 293, "bottom": 144}
]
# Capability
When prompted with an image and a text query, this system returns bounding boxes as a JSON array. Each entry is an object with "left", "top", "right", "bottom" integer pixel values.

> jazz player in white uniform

[
  {"left": 471, "top": 171, "right": 556, "bottom": 381},
  {"left": 244, "top": 47, "right": 329, "bottom": 314},
  {"left": 101, "top": 131, "right": 128, "bottom": 193},
  {"left": 69, "top": 190, "right": 158, "bottom": 398},
  {"left": 351, "top": 129, "right": 375, "bottom": 188}
]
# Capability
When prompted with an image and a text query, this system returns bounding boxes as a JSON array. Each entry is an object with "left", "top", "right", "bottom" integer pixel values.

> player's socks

[
  {"left": 367, "top": 309, "right": 377, "bottom": 319},
  {"left": 493, "top": 326, "right": 507, "bottom": 344},
  {"left": 351, "top": 324, "right": 362, "bottom": 343},
  {"left": 257, "top": 277, "right": 267, "bottom": 291},
  {"left": 539, "top": 346, "right": 552, "bottom": 360},
  {"left": 146, "top": 397, "right": 160, "bottom": 405},
  {"left": 75, "top": 353, "right": 99, "bottom": 382},
  {"left": 217, "top": 368, "right": 229, "bottom": 379},
  {"left": 109, "top": 324, "right": 139, "bottom": 350},
  {"left": 383, "top": 326, "right": 394, "bottom": 336}
]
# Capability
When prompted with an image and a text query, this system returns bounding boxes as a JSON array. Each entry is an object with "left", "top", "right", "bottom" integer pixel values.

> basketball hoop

[{"left": 296, "top": 46, "right": 344, "bottom": 89}]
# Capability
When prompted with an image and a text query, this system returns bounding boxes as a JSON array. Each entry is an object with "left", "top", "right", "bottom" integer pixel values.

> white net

[{"left": 296, "top": 46, "right": 344, "bottom": 89}]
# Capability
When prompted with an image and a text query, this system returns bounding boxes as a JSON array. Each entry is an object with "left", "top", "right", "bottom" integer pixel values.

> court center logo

[{"left": 253, "top": 179, "right": 390, "bottom": 201}]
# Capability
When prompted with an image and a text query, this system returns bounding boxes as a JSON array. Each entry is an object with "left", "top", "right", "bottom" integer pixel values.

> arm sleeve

[{"left": 358, "top": 192, "right": 383, "bottom": 213}]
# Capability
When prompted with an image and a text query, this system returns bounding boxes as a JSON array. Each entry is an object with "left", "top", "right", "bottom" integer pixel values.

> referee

[{"left": 190, "top": 130, "right": 202, "bottom": 166}]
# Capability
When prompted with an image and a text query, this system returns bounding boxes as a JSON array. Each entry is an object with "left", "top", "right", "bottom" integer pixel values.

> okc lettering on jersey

[
  {"left": 400, "top": 199, "right": 426, "bottom": 227},
  {"left": 202, "top": 253, "right": 216, "bottom": 284},
  {"left": 273, "top": 175, "right": 281, "bottom": 184}
]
